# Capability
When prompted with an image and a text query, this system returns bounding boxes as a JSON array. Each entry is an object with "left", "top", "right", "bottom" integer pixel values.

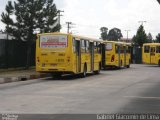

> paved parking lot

[{"left": 0, "top": 64, "right": 160, "bottom": 114}]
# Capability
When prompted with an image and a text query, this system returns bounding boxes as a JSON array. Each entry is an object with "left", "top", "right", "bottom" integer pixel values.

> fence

[
  {"left": 131, "top": 45, "right": 142, "bottom": 64},
  {"left": 0, "top": 39, "right": 35, "bottom": 69}
]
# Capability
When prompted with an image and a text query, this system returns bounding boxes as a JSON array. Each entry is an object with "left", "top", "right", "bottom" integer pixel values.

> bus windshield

[{"left": 40, "top": 35, "right": 68, "bottom": 48}]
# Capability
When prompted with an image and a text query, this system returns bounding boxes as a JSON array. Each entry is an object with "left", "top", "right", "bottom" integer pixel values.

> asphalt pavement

[{"left": 0, "top": 64, "right": 160, "bottom": 119}]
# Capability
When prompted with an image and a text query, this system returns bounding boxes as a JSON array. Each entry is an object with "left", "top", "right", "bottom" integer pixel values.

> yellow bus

[
  {"left": 36, "top": 32, "right": 102, "bottom": 78},
  {"left": 102, "top": 41, "right": 131, "bottom": 69},
  {"left": 142, "top": 43, "right": 160, "bottom": 66}
]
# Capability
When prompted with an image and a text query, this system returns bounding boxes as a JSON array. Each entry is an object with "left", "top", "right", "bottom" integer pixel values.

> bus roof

[
  {"left": 37, "top": 32, "right": 103, "bottom": 43},
  {"left": 103, "top": 40, "right": 131, "bottom": 46},
  {"left": 143, "top": 43, "right": 160, "bottom": 46}
]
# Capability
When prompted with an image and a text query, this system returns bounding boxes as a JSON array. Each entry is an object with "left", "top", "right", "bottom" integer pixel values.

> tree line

[
  {"left": 1, "top": 0, "right": 60, "bottom": 69},
  {"left": 100, "top": 25, "right": 160, "bottom": 47},
  {"left": 100, "top": 27, "right": 123, "bottom": 41}
]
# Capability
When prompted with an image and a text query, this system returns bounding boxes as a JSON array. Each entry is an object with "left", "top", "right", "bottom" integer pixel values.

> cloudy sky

[{"left": 0, "top": 0, "right": 160, "bottom": 39}]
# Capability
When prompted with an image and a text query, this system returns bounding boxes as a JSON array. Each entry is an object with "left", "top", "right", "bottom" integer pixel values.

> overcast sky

[{"left": 0, "top": 0, "right": 160, "bottom": 39}]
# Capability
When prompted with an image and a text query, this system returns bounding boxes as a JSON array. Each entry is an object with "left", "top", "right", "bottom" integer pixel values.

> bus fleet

[{"left": 36, "top": 32, "right": 132, "bottom": 78}]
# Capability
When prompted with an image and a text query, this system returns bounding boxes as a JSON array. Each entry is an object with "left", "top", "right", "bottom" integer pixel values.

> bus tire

[
  {"left": 158, "top": 60, "right": 160, "bottom": 67},
  {"left": 81, "top": 64, "right": 87, "bottom": 78},
  {"left": 126, "top": 64, "right": 130, "bottom": 68}
]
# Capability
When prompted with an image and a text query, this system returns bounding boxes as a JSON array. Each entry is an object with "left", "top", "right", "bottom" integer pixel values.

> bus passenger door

[
  {"left": 118, "top": 46, "right": 121, "bottom": 67},
  {"left": 102, "top": 44, "right": 106, "bottom": 68},
  {"left": 124, "top": 46, "right": 127, "bottom": 67},
  {"left": 75, "top": 40, "right": 81, "bottom": 72},
  {"left": 150, "top": 47, "right": 156, "bottom": 64},
  {"left": 90, "top": 42, "right": 94, "bottom": 71}
]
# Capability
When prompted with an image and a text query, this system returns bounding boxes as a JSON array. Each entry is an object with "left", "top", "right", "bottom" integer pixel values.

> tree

[
  {"left": 157, "top": 0, "right": 160, "bottom": 4},
  {"left": 107, "top": 28, "right": 123, "bottom": 41},
  {"left": 1, "top": 0, "right": 60, "bottom": 69},
  {"left": 100, "top": 27, "right": 108, "bottom": 40},
  {"left": 156, "top": 33, "right": 160, "bottom": 43},
  {"left": 1, "top": 1, "right": 14, "bottom": 37},
  {"left": 132, "top": 25, "right": 147, "bottom": 47},
  {"left": 147, "top": 33, "right": 153, "bottom": 43}
]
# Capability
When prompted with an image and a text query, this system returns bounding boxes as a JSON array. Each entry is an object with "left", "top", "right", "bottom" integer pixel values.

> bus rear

[
  {"left": 104, "top": 42, "right": 116, "bottom": 67},
  {"left": 36, "top": 33, "right": 74, "bottom": 76}
]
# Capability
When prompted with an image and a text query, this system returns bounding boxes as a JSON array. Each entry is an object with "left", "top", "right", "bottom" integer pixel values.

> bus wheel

[
  {"left": 158, "top": 60, "right": 160, "bottom": 67},
  {"left": 81, "top": 64, "right": 87, "bottom": 78},
  {"left": 126, "top": 64, "right": 130, "bottom": 68}
]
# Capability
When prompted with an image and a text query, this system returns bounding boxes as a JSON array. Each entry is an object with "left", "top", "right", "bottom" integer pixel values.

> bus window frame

[
  {"left": 94, "top": 42, "right": 98, "bottom": 53},
  {"left": 86, "top": 40, "right": 90, "bottom": 53},
  {"left": 72, "top": 38, "right": 76, "bottom": 53},
  {"left": 150, "top": 47, "right": 155, "bottom": 53},
  {"left": 127, "top": 46, "right": 131, "bottom": 53},
  {"left": 97, "top": 42, "right": 101, "bottom": 53},
  {"left": 156, "top": 46, "right": 160, "bottom": 53},
  {"left": 144, "top": 46, "right": 150, "bottom": 53},
  {"left": 81, "top": 39, "right": 86, "bottom": 53},
  {"left": 115, "top": 45, "right": 119, "bottom": 54},
  {"left": 120, "top": 45, "right": 124, "bottom": 53}
]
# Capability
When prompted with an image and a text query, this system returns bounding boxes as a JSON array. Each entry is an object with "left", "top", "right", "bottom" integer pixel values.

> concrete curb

[{"left": 0, "top": 73, "right": 50, "bottom": 84}]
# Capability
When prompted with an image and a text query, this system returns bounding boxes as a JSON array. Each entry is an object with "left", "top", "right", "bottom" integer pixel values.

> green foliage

[
  {"left": 1, "top": 1, "right": 14, "bottom": 35},
  {"left": 42, "top": 0, "right": 60, "bottom": 32},
  {"left": 1, "top": 0, "right": 60, "bottom": 42},
  {"left": 100, "top": 27, "right": 108, "bottom": 40},
  {"left": 147, "top": 33, "right": 153, "bottom": 43},
  {"left": 156, "top": 33, "right": 160, "bottom": 43},
  {"left": 132, "top": 25, "right": 148, "bottom": 47},
  {"left": 107, "top": 28, "right": 123, "bottom": 41}
]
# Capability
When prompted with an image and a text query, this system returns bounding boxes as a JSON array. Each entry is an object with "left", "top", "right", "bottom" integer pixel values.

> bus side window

[
  {"left": 72, "top": 38, "right": 76, "bottom": 53},
  {"left": 94, "top": 42, "right": 98, "bottom": 53},
  {"left": 150, "top": 47, "right": 155, "bottom": 53},
  {"left": 123, "top": 46, "right": 125, "bottom": 53},
  {"left": 156, "top": 46, "right": 160, "bottom": 53},
  {"left": 144, "top": 46, "right": 150, "bottom": 53},
  {"left": 127, "top": 47, "right": 131, "bottom": 53},
  {"left": 126, "top": 46, "right": 128, "bottom": 53},
  {"left": 115, "top": 45, "right": 119, "bottom": 53},
  {"left": 120, "top": 46, "right": 124, "bottom": 53},
  {"left": 81, "top": 40, "right": 86, "bottom": 53},
  {"left": 86, "top": 40, "right": 89, "bottom": 53},
  {"left": 97, "top": 42, "right": 101, "bottom": 53}
]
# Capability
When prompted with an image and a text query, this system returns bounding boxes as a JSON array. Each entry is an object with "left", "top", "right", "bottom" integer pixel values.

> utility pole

[
  {"left": 138, "top": 21, "right": 147, "bottom": 26},
  {"left": 66, "top": 22, "right": 72, "bottom": 33},
  {"left": 57, "top": 10, "right": 64, "bottom": 32},
  {"left": 125, "top": 30, "right": 130, "bottom": 41}
]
